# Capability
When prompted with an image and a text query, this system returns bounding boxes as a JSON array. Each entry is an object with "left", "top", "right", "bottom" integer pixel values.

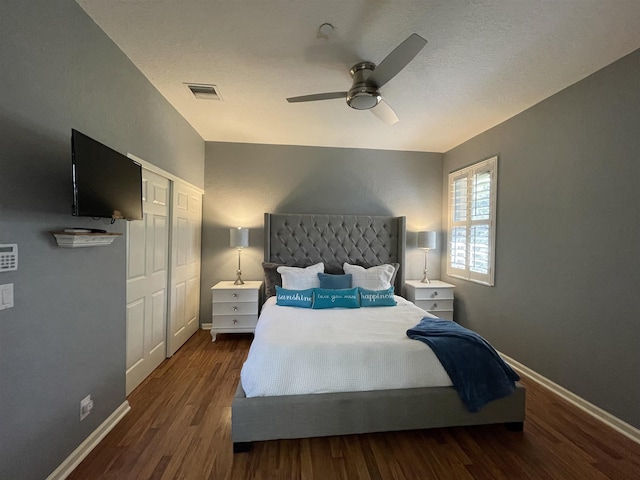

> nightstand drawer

[
  {"left": 431, "top": 311, "right": 453, "bottom": 321},
  {"left": 212, "top": 314, "right": 258, "bottom": 329},
  {"left": 414, "top": 299, "right": 454, "bottom": 312},
  {"left": 212, "top": 302, "right": 257, "bottom": 315},
  {"left": 411, "top": 288, "right": 454, "bottom": 301},
  {"left": 212, "top": 288, "right": 259, "bottom": 303}
]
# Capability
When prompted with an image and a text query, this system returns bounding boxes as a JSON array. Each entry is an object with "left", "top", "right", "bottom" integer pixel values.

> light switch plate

[{"left": 0, "top": 283, "right": 14, "bottom": 310}]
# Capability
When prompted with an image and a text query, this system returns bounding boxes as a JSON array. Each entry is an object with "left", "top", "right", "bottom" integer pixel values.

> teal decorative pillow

[
  {"left": 312, "top": 287, "right": 360, "bottom": 309},
  {"left": 359, "top": 287, "right": 396, "bottom": 307},
  {"left": 318, "top": 273, "right": 352, "bottom": 289},
  {"left": 275, "top": 286, "right": 314, "bottom": 308}
]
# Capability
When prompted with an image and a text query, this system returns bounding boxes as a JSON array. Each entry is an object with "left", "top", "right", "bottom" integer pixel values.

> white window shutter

[{"left": 447, "top": 156, "right": 497, "bottom": 286}]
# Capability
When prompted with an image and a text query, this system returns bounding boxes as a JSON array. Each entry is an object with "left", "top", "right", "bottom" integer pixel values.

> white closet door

[
  {"left": 125, "top": 169, "right": 170, "bottom": 395},
  {"left": 167, "top": 180, "right": 202, "bottom": 356}
]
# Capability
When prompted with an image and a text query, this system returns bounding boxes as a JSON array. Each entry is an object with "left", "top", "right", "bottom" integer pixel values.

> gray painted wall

[
  {"left": 201, "top": 142, "right": 443, "bottom": 324},
  {"left": 2, "top": 2, "right": 636, "bottom": 477},
  {"left": 442, "top": 48, "right": 640, "bottom": 428},
  {"left": 0, "top": 2, "right": 204, "bottom": 479}
]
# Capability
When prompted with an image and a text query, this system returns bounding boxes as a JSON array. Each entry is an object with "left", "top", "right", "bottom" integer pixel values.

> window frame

[{"left": 446, "top": 156, "right": 498, "bottom": 286}]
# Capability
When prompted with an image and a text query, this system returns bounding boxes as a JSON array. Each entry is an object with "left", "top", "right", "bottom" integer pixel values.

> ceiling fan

[{"left": 286, "top": 33, "right": 427, "bottom": 125}]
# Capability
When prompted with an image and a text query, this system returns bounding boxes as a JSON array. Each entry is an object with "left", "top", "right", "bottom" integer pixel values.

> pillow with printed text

[
  {"left": 312, "top": 287, "right": 360, "bottom": 309},
  {"left": 359, "top": 287, "right": 396, "bottom": 307},
  {"left": 275, "top": 286, "right": 314, "bottom": 308}
]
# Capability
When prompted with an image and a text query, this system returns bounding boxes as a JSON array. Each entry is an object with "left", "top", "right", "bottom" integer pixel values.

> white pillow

[
  {"left": 277, "top": 262, "right": 325, "bottom": 290},
  {"left": 343, "top": 263, "right": 395, "bottom": 290}
]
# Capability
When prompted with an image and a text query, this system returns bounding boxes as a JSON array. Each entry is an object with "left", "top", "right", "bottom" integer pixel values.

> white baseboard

[
  {"left": 46, "top": 400, "right": 131, "bottom": 480},
  {"left": 201, "top": 323, "right": 212, "bottom": 330},
  {"left": 500, "top": 353, "right": 640, "bottom": 445}
]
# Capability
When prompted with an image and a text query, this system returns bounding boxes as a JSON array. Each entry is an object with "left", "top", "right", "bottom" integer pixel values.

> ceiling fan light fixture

[
  {"left": 346, "top": 86, "right": 381, "bottom": 110},
  {"left": 347, "top": 62, "right": 380, "bottom": 110}
]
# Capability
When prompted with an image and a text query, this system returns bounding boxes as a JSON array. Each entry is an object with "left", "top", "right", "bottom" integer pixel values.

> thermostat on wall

[{"left": 0, "top": 244, "right": 18, "bottom": 272}]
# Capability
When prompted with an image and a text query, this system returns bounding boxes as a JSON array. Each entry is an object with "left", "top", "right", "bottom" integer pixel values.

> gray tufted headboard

[{"left": 264, "top": 213, "right": 406, "bottom": 293}]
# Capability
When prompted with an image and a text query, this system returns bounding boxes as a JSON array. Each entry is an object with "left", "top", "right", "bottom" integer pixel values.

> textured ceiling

[{"left": 76, "top": 1, "right": 640, "bottom": 153}]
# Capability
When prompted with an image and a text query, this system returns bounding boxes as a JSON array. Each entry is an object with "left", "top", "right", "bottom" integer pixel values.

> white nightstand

[
  {"left": 210, "top": 281, "right": 263, "bottom": 341},
  {"left": 405, "top": 280, "right": 455, "bottom": 320}
]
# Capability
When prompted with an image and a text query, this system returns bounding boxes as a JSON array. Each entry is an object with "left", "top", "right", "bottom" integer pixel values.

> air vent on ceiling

[{"left": 185, "top": 83, "right": 222, "bottom": 100}]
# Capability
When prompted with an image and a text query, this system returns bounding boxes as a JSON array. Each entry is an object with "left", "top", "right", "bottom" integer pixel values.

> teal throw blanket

[{"left": 407, "top": 317, "right": 520, "bottom": 412}]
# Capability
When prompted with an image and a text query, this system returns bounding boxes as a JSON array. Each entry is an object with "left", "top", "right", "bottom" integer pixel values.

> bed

[{"left": 231, "top": 213, "right": 525, "bottom": 452}]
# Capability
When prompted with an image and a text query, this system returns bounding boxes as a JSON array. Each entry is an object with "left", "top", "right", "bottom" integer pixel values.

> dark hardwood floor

[{"left": 67, "top": 330, "right": 640, "bottom": 480}]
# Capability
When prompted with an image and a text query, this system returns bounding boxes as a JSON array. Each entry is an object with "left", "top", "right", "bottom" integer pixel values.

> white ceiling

[{"left": 76, "top": 1, "right": 640, "bottom": 153}]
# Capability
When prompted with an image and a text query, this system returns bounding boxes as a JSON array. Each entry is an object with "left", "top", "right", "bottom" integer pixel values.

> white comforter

[{"left": 240, "top": 296, "right": 452, "bottom": 397}]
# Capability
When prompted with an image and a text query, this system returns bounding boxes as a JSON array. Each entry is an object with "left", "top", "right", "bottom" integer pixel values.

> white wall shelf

[{"left": 51, "top": 232, "right": 122, "bottom": 248}]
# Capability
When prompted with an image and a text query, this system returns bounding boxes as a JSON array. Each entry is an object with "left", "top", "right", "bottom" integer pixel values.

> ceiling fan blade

[
  {"left": 286, "top": 92, "right": 347, "bottom": 103},
  {"left": 366, "top": 33, "right": 427, "bottom": 88},
  {"left": 370, "top": 99, "right": 399, "bottom": 125}
]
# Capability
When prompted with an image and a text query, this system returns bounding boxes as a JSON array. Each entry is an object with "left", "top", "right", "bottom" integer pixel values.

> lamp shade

[
  {"left": 230, "top": 227, "right": 249, "bottom": 248},
  {"left": 417, "top": 231, "right": 437, "bottom": 250}
]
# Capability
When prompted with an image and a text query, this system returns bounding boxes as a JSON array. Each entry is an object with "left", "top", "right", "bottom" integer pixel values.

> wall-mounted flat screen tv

[{"left": 71, "top": 129, "right": 143, "bottom": 220}]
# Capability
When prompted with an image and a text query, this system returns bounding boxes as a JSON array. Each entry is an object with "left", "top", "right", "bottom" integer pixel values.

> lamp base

[
  {"left": 234, "top": 249, "right": 245, "bottom": 285},
  {"left": 421, "top": 269, "right": 431, "bottom": 284},
  {"left": 421, "top": 248, "right": 431, "bottom": 283}
]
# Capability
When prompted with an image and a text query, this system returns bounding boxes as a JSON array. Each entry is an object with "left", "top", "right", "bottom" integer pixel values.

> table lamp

[
  {"left": 417, "top": 231, "right": 436, "bottom": 283},
  {"left": 230, "top": 227, "right": 249, "bottom": 285}
]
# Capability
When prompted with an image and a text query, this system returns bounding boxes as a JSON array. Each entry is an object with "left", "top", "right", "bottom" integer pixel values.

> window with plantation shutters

[{"left": 447, "top": 156, "right": 497, "bottom": 286}]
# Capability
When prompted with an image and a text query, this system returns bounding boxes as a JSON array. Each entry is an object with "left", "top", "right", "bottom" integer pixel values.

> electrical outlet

[{"left": 80, "top": 395, "right": 93, "bottom": 421}]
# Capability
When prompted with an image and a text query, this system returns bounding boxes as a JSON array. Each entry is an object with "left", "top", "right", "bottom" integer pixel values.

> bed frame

[{"left": 232, "top": 213, "right": 525, "bottom": 452}]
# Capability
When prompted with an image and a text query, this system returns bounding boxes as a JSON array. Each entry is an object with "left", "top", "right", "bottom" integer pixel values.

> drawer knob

[
  {"left": 232, "top": 306, "right": 238, "bottom": 312},
  {"left": 233, "top": 319, "right": 238, "bottom": 324},
  {"left": 432, "top": 303, "right": 438, "bottom": 309},
  {"left": 433, "top": 291, "right": 438, "bottom": 297},
  {"left": 232, "top": 293, "right": 238, "bottom": 298}
]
